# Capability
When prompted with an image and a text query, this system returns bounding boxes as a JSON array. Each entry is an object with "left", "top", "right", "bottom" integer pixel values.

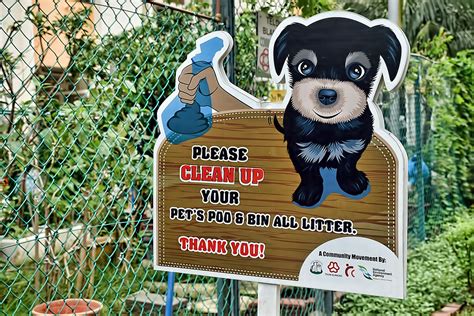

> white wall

[
  {"left": 1, "top": 0, "right": 36, "bottom": 105},
  {"left": 93, "top": 0, "right": 146, "bottom": 37}
]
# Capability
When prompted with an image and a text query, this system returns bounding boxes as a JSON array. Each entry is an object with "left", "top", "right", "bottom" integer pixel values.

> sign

[
  {"left": 256, "top": 11, "right": 284, "bottom": 79},
  {"left": 154, "top": 11, "right": 410, "bottom": 298}
]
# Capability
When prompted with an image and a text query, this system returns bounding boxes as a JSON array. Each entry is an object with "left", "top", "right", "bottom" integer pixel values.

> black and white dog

[{"left": 271, "top": 14, "right": 408, "bottom": 207}]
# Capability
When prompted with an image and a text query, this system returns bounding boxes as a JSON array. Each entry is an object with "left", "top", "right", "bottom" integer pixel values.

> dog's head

[{"left": 270, "top": 14, "right": 409, "bottom": 124}]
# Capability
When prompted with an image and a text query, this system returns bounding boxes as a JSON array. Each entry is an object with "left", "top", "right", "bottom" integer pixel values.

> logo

[
  {"left": 345, "top": 264, "right": 355, "bottom": 277},
  {"left": 310, "top": 261, "right": 323, "bottom": 275},
  {"left": 358, "top": 265, "right": 373, "bottom": 280},
  {"left": 327, "top": 261, "right": 340, "bottom": 273},
  {"left": 259, "top": 48, "right": 270, "bottom": 72}
]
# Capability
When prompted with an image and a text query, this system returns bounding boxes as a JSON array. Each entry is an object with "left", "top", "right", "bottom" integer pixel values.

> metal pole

[
  {"left": 215, "top": 0, "right": 239, "bottom": 314},
  {"left": 216, "top": 278, "right": 240, "bottom": 316},
  {"left": 165, "top": 272, "right": 175, "bottom": 316},
  {"left": 388, "top": 0, "right": 403, "bottom": 26},
  {"left": 321, "top": 288, "right": 333, "bottom": 314},
  {"left": 217, "top": 279, "right": 230, "bottom": 316},
  {"left": 324, "top": 290, "right": 333, "bottom": 315},
  {"left": 414, "top": 63, "right": 426, "bottom": 241},
  {"left": 219, "top": 0, "right": 236, "bottom": 83},
  {"left": 230, "top": 279, "right": 240, "bottom": 315}
]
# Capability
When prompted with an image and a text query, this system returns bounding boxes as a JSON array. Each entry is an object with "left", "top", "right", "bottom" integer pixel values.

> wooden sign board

[{"left": 154, "top": 11, "right": 410, "bottom": 298}]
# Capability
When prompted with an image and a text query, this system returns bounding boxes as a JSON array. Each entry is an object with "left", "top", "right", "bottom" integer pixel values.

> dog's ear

[
  {"left": 372, "top": 24, "right": 409, "bottom": 91},
  {"left": 270, "top": 22, "right": 307, "bottom": 82},
  {"left": 271, "top": 25, "right": 291, "bottom": 78}
]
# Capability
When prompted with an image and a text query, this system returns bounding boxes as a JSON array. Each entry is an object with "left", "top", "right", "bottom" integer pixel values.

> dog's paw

[
  {"left": 338, "top": 170, "right": 369, "bottom": 196},
  {"left": 293, "top": 184, "right": 323, "bottom": 207}
]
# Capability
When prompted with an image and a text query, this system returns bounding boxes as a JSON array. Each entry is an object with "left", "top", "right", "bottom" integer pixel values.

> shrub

[
  {"left": 335, "top": 212, "right": 473, "bottom": 315},
  {"left": 445, "top": 213, "right": 474, "bottom": 292}
]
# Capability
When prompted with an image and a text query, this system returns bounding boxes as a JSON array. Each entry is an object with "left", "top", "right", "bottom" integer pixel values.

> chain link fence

[
  {"left": 378, "top": 55, "right": 451, "bottom": 244},
  {"left": 0, "top": 0, "right": 453, "bottom": 315},
  {"left": 0, "top": 0, "right": 327, "bottom": 314}
]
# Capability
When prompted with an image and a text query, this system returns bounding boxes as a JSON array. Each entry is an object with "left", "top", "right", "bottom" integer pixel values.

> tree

[{"left": 338, "top": 0, "right": 474, "bottom": 54}]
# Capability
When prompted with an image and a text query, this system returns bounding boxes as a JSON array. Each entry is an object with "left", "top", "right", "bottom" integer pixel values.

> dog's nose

[{"left": 318, "top": 89, "right": 337, "bottom": 106}]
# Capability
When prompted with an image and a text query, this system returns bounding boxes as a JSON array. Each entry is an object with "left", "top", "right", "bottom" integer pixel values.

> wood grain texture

[{"left": 155, "top": 110, "right": 399, "bottom": 280}]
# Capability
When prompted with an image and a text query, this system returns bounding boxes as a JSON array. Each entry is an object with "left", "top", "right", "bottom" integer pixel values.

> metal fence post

[
  {"left": 218, "top": 0, "right": 236, "bottom": 84},
  {"left": 414, "top": 62, "right": 426, "bottom": 241},
  {"left": 214, "top": 0, "right": 239, "bottom": 314},
  {"left": 324, "top": 290, "right": 334, "bottom": 315},
  {"left": 165, "top": 272, "right": 176, "bottom": 316}
]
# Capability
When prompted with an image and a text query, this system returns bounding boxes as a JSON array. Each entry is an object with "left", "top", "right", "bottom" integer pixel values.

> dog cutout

[
  {"left": 167, "top": 12, "right": 409, "bottom": 208},
  {"left": 270, "top": 14, "right": 409, "bottom": 207}
]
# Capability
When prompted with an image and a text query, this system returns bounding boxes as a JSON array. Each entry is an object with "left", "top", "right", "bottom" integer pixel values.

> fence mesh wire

[{"left": 0, "top": 0, "right": 451, "bottom": 315}]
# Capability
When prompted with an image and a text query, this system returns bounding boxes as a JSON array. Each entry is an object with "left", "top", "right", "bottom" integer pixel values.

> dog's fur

[{"left": 273, "top": 17, "right": 403, "bottom": 207}]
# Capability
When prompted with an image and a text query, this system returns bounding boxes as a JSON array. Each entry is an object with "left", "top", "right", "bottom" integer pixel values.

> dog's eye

[
  {"left": 346, "top": 63, "right": 366, "bottom": 81},
  {"left": 297, "top": 60, "right": 315, "bottom": 76}
]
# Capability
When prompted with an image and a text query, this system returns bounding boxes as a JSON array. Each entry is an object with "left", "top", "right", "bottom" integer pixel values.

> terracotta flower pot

[{"left": 32, "top": 299, "right": 103, "bottom": 316}]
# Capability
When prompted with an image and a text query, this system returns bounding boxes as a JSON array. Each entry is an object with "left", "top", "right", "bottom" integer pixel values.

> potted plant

[{"left": 32, "top": 298, "right": 103, "bottom": 316}]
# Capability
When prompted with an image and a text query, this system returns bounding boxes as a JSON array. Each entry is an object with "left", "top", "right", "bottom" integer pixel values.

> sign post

[
  {"left": 258, "top": 283, "right": 280, "bottom": 316},
  {"left": 256, "top": 11, "right": 283, "bottom": 79},
  {"left": 154, "top": 11, "right": 410, "bottom": 314}
]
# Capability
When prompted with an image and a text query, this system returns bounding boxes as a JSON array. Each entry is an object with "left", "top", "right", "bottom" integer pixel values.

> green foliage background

[
  {"left": 413, "top": 31, "right": 473, "bottom": 230},
  {"left": 332, "top": 17, "right": 473, "bottom": 316},
  {"left": 1, "top": 0, "right": 473, "bottom": 314},
  {"left": 1, "top": 5, "right": 218, "bottom": 235},
  {"left": 427, "top": 50, "right": 473, "bottom": 212},
  {"left": 339, "top": 0, "right": 473, "bottom": 54},
  {"left": 335, "top": 212, "right": 473, "bottom": 315}
]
